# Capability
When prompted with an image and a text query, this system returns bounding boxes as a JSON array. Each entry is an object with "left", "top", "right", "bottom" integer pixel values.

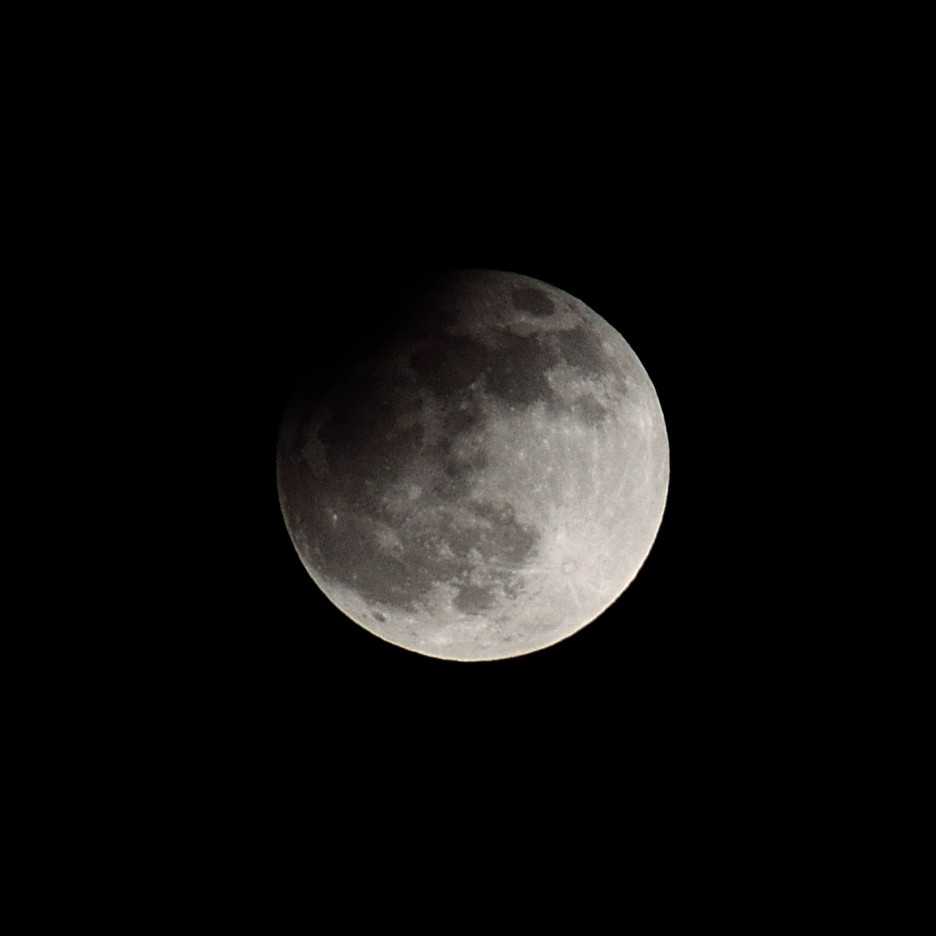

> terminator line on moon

[{"left": 276, "top": 269, "right": 669, "bottom": 661}]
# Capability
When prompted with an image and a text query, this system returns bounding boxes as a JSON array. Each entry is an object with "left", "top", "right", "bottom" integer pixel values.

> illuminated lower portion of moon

[{"left": 277, "top": 269, "right": 669, "bottom": 661}]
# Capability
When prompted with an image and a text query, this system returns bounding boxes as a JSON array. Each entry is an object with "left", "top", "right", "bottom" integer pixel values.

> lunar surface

[{"left": 276, "top": 269, "right": 669, "bottom": 661}]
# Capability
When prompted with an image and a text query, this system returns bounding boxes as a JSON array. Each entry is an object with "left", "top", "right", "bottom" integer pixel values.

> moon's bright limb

[{"left": 277, "top": 269, "right": 669, "bottom": 661}]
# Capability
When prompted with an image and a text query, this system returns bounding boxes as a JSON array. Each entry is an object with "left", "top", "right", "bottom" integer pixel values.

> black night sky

[
  {"left": 179, "top": 165, "right": 750, "bottom": 733},
  {"left": 149, "top": 85, "right": 791, "bottom": 788},
  {"left": 45, "top": 22, "right": 860, "bottom": 894}
]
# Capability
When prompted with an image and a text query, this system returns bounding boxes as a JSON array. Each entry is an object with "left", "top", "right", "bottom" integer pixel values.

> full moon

[{"left": 277, "top": 269, "right": 669, "bottom": 661}]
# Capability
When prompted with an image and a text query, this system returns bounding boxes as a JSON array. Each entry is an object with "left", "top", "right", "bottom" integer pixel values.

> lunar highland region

[{"left": 277, "top": 269, "right": 669, "bottom": 661}]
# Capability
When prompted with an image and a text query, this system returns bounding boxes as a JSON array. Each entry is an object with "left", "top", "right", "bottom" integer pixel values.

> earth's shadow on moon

[{"left": 277, "top": 267, "right": 670, "bottom": 662}]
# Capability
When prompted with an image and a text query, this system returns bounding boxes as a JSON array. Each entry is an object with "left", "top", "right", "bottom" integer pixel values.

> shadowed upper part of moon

[{"left": 277, "top": 269, "right": 669, "bottom": 661}]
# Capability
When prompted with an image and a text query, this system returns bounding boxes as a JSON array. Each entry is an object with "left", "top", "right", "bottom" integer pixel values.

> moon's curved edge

[{"left": 275, "top": 269, "right": 670, "bottom": 662}]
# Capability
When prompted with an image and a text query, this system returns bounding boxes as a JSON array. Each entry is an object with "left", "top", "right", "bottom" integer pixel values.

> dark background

[
  {"left": 166, "top": 141, "right": 769, "bottom": 755},
  {"left": 104, "top": 57, "right": 823, "bottom": 810},
  {"left": 32, "top": 16, "right": 885, "bottom": 901}
]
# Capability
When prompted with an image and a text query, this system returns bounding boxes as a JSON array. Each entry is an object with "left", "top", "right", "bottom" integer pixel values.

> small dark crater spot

[
  {"left": 443, "top": 458, "right": 471, "bottom": 482},
  {"left": 371, "top": 611, "right": 386, "bottom": 622},
  {"left": 504, "top": 580, "right": 522, "bottom": 600},
  {"left": 512, "top": 286, "right": 555, "bottom": 318}
]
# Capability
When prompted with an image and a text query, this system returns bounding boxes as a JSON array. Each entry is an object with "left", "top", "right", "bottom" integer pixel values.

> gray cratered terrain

[{"left": 277, "top": 269, "right": 669, "bottom": 661}]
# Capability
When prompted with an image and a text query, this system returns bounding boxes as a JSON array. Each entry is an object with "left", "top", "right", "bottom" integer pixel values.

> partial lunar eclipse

[{"left": 277, "top": 269, "right": 669, "bottom": 661}]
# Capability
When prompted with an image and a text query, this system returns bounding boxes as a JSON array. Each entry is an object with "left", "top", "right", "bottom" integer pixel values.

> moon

[{"left": 277, "top": 269, "right": 669, "bottom": 661}]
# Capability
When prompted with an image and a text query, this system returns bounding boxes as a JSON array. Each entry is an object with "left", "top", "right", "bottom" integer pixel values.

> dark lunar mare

[
  {"left": 511, "top": 285, "right": 555, "bottom": 317},
  {"left": 278, "top": 274, "right": 556, "bottom": 616}
]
